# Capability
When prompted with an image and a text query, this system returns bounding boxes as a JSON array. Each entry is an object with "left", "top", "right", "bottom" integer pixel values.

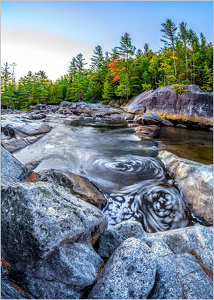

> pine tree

[
  {"left": 161, "top": 19, "right": 177, "bottom": 77},
  {"left": 90, "top": 45, "right": 104, "bottom": 71},
  {"left": 118, "top": 33, "right": 136, "bottom": 60}
]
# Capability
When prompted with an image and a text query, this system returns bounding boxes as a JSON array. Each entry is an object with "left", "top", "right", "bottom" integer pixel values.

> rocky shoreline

[{"left": 1, "top": 84, "right": 213, "bottom": 299}]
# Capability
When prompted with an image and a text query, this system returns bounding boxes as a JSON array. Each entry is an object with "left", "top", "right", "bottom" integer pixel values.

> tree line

[{"left": 1, "top": 19, "right": 213, "bottom": 109}]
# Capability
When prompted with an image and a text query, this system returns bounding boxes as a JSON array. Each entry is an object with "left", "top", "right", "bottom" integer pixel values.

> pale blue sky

[{"left": 1, "top": 1, "right": 213, "bottom": 81}]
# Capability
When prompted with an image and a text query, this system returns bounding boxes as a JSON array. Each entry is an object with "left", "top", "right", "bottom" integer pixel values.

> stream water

[{"left": 14, "top": 116, "right": 213, "bottom": 232}]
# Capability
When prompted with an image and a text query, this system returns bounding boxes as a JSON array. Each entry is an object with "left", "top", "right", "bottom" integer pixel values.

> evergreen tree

[
  {"left": 161, "top": 19, "right": 177, "bottom": 76},
  {"left": 90, "top": 45, "right": 104, "bottom": 71}
]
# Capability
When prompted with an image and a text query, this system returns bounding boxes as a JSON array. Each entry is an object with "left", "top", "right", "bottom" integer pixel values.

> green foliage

[
  {"left": 1, "top": 20, "right": 213, "bottom": 109},
  {"left": 173, "top": 84, "right": 190, "bottom": 95}
]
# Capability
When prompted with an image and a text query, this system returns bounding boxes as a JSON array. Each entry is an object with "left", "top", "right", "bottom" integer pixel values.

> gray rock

[
  {"left": 147, "top": 226, "right": 213, "bottom": 299},
  {"left": 20, "top": 241, "right": 103, "bottom": 299},
  {"left": 147, "top": 225, "right": 213, "bottom": 254},
  {"left": 1, "top": 181, "right": 107, "bottom": 271},
  {"left": 124, "top": 85, "right": 213, "bottom": 127},
  {"left": 98, "top": 220, "right": 147, "bottom": 258},
  {"left": 36, "top": 169, "right": 107, "bottom": 210},
  {"left": 139, "top": 112, "right": 163, "bottom": 126},
  {"left": 158, "top": 150, "right": 213, "bottom": 225},
  {"left": 1, "top": 146, "right": 29, "bottom": 185},
  {"left": 1, "top": 114, "right": 52, "bottom": 152},
  {"left": 176, "top": 124, "right": 188, "bottom": 129},
  {"left": 89, "top": 238, "right": 156, "bottom": 299},
  {"left": 161, "top": 118, "right": 174, "bottom": 127}
]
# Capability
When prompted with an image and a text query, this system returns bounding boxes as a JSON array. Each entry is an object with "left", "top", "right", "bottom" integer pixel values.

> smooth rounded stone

[
  {"left": 137, "top": 112, "right": 163, "bottom": 126},
  {"left": 158, "top": 150, "right": 213, "bottom": 225},
  {"left": 89, "top": 238, "right": 156, "bottom": 299},
  {"left": 36, "top": 169, "right": 107, "bottom": 210},
  {"left": 134, "top": 124, "right": 160, "bottom": 138},
  {"left": 124, "top": 85, "right": 213, "bottom": 127},
  {"left": 98, "top": 220, "right": 147, "bottom": 258},
  {"left": 1, "top": 181, "right": 107, "bottom": 272},
  {"left": 1, "top": 146, "right": 29, "bottom": 185}
]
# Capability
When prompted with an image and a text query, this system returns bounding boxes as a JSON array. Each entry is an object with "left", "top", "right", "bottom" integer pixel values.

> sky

[{"left": 1, "top": 1, "right": 213, "bottom": 81}]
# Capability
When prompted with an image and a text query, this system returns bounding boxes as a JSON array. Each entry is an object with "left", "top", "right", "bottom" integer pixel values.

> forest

[{"left": 1, "top": 19, "right": 213, "bottom": 109}]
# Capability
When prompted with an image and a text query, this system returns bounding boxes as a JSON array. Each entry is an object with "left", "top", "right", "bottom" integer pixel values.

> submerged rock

[
  {"left": 124, "top": 85, "right": 213, "bottom": 127},
  {"left": 98, "top": 220, "right": 147, "bottom": 258},
  {"left": 89, "top": 238, "right": 156, "bottom": 299},
  {"left": 158, "top": 150, "right": 213, "bottom": 225}
]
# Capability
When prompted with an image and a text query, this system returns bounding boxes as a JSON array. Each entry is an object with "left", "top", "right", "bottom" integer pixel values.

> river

[{"left": 14, "top": 116, "right": 212, "bottom": 232}]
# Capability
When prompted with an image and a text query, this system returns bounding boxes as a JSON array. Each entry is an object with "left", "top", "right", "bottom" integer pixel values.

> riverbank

[{"left": 1, "top": 97, "right": 213, "bottom": 299}]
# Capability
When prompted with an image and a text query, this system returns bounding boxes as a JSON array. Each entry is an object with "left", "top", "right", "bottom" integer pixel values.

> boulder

[
  {"left": 89, "top": 238, "right": 156, "bottom": 299},
  {"left": 98, "top": 220, "right": 147, "bottom": 258},
  {"left": 1, "top": 182, "right": 107, "bottom": 269},
  {"left": 161, "top": 118, "right": 174, "bottom": 127},
  {"left": 1, "top": 180, "right": 107, "bottom": 299},
  {"left": 19, "top": 241, "right": 103, "bottom": 299},
  {"left": 137, "top": 112, "right": 163, "bottom": 126},
  {"left": 28, "top": 113, "right": 46, "bottom": 120},
  {"left": 1, "top": 146, "right": 29, "bottom": 185},
  {"left": 147, "top": 225, "right": 213, "bottom": 299},
  {"left": 36, "top": 169, "right": 107, "bottom": 210},
  {"left": 158, "top": 150, "right": 213, "bottom": 225},
  {"left": 124, "top": 85, "right": 213, "bottom": 127}
]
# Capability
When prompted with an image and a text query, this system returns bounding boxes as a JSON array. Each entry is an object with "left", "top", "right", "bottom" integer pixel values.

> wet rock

[
  {"left": 176, "top": 124, "right": 188, "bottom": 129},
  {"left": 147, "top": 225, "right": 213, "bottom": 299},
  {"left": 137, "top": 112, "right": 163, "bottom": 126},
  {"left": 135, "top": 124, "right": 160, "bottom": 136},
  {"left": 36, "top": 169, "right": 107, "bottom": 210},
  {"left": 98, "top": 220, "right": 147, "bottom": 258},
  {"left": 89, "top": 238, "right": 156, "bottom": 299},
  {"left": 28, "top": 113, "right": 46, "bottom": 120},
  {"left": 158, "top": 150, "right": 213, "bottom": 225},
  {"left": 1, "top": 146, "right": 29, "bottom": 185},
  {"left": 58, "top": 101, "right": 123, "bottom": 117},
  {"left": 1, "top": 114, "right": 52, "bottom": 152},
  {"left": 161, "top": 118, "right": 174, "bottom": 127},
  {"left": 124, "top": 85, "right": 213, "bottom": 127}
]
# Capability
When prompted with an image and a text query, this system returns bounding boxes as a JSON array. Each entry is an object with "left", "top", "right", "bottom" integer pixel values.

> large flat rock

[{"left": 125, "top": 85, "right": 213, "bottom": 126}]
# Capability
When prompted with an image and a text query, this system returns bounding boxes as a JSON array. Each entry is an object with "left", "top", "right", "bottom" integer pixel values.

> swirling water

[{"left": 14, "top": 116, "right": 202, "bottom": 232}]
